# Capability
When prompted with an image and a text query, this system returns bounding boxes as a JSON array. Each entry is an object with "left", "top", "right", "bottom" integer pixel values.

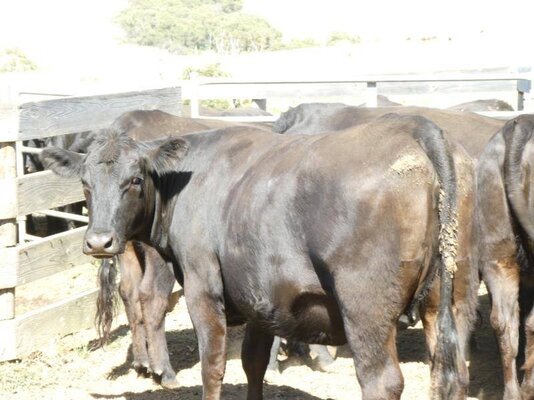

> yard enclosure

[
  {"left": 0, "top": 70, "right": 532, "bottom": 362},
  {"left": 0, "top": 87, "right": 181, "bottom": 361}
]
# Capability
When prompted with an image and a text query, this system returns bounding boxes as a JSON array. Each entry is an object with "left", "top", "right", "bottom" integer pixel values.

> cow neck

[{"left": 147, "top": 172, "right": 180, "bottom": 253}]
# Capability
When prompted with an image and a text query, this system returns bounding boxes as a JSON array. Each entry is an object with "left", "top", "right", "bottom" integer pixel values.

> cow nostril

[
  {"left": 104, "top": 237, "right": 113, "bottom": 249},
  {"left": 86, "top": 240, "right": 93, "bottom": 250}
]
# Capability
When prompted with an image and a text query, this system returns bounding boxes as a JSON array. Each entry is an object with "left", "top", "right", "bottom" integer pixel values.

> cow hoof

[
  {"left": 264, "top": 368, "right": 280, "bottom": 383},
  {"left": 315, "top": 361, "right": 336, "bottom": 373},
  {"left": 161, "top": 375, "right": 180, "bottom": 389},
  {"left": 519, "top": 384, "right": 533, "bottom": 400},
  {"left": 132, "top": 362, "right": 150, "bottom": 377}
]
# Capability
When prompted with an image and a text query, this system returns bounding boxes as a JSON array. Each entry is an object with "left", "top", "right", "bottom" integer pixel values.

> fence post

[
  {"left": 0, "top": 142, "right": 17, "bottom": 321},
  {"left": 366, "top": 81, "right": 378, "bottom": 107},
  {"left": 516, "top": 79, "right": 532, "bottom": 111},
  {"left": 253, "top": 98, "right": 267, "bottom": 111},
  {"left": 190, "top": 72, "right": 200, "bottom": 118}
]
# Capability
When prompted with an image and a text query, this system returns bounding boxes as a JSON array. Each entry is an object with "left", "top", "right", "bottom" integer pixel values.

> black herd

[{"left": 38, "top": 103, "right": 534, "bottom": 400}]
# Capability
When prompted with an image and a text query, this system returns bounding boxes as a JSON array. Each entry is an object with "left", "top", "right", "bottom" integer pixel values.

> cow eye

[{"left": 131, "top": 177, "right": 143, "bottom": 185}]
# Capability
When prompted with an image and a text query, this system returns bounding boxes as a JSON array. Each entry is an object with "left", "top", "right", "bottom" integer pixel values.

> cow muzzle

[{"left": 84, "top": 230, "right": 120, "bottom": 258}]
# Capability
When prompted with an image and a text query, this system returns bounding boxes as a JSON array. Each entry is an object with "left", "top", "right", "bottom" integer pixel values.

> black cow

[
  {"left": 448, "top": 99, "right": 514, "bottom": 113},
  {"left": 273, "top": 103, "right": 504, "bottom": 159},
  {"left": 42, "top": 114, "right": 475, "bottom": 399},
  {"left": 94, "top": 110, "right": 272, "bottom": 388},
  {"left": 476, "top": 115, "right": 534, "bottom": 399},
  {"left": 275, "top": 103, "right": 534, "bottom": 398}
]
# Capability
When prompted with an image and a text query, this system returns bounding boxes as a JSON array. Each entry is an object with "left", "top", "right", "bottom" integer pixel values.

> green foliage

[
  {"left": 327, "top": 31, "right": 361, "bottom": 45},
  {"left": 280, "top": 37, "right": 319, "bottom": 50},
  {"left": 117, "top": 0, "right": 281, "bottom": 53},
  {"left": 182, "top": 62, "right": 230, "bottom": 80},
  {"left": 182, "top": 63, "right": 231, "bottom": 109},
  {"left": 0, "top": 48, "right": 37, "bottom": 73}
]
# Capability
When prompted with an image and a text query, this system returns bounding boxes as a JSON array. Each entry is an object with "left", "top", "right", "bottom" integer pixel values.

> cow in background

[
  {"left": 476, "top": 115, "right": 534, "bottom": 399},
  {"left": 448, "top": 99, "right": 514, "bottom": 113}
]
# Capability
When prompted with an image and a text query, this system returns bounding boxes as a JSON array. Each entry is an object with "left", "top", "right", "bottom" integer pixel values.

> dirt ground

[{"left": 0, "top": 283, "right": 508, "bottom": 400}]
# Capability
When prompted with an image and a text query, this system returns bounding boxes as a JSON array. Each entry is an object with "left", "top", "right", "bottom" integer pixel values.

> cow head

[
  {"left": 272, "top": 106, "right": 294, "bottom": 134},
  {"left": 40, "top": 130, "right": 188, "bottom": 258}
]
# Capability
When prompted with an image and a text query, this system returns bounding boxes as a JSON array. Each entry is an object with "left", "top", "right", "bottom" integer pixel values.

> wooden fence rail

[
  {"left": 182, "top": 73, "right": 531, "bottom": 117},
  {"left": 0, "top": 86, "right": 181, "bottom": 361}
]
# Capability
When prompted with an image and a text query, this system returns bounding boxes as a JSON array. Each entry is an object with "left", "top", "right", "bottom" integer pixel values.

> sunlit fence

[
  {"left": 0, "top": 87, "right": 181, "bottom": 361},
  {"left": 182, "top": 72, "right": 532, "bottom": 121}
]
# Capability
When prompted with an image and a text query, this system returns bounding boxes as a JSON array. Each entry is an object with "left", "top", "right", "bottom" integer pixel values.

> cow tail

[
  {"left": 412, "top": 116, "right": 463, "bottom": 397},
  {"left": 95, "top": 257, "right": 118, "bottom": 347},
  {"left": 503, "top": 117, "right": 534, "bottom": 240}
]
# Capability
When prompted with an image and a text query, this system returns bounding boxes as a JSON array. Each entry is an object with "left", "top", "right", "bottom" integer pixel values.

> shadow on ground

[
  {"left": 94, "top": 291, "right": 507, "bottom": 399},
  {"left": 91, "top": 383, "right": 325, "bottom": 400}
]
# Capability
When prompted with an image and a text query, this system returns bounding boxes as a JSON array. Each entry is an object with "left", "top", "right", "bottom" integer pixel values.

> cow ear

[
  {"left": 40, "top": 147, "right": 84, "bottom": 178},
  {"left": 147, "top": 137, "right": 189, "bottom": 175}
]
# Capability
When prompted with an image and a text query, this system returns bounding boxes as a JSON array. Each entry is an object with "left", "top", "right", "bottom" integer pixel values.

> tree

[
  {"left": 0, "top": 48, "right": 37, "bottom": 73},
  {"left": 182, "top": 63, "right": 232, "bottom": 109},
  {"left": 327, "top": 32, "right": 361, "bottom": 46},
  {"left": 117, "top": 0, "right": 282, "bottom": 53}
]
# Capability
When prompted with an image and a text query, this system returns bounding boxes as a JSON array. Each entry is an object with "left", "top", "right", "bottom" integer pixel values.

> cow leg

[
  {"left": 309, "top": 344, "right": 335, "bottom": 372},
  {"left": 241, "top": 323, "right": 275, "bottom": 400},
  {"left": 184, "top": 267, "right": 227, "bottom": 400},
  {"left": 118, "top": 244, "right": 150, "bottom": 374},
  {"left": 346, "top": 319, "right": 402, "bottom": 400},
  {"left": 267, "top": 336, "right": 282, "bottom": 372},
  {"left": 137, "top": 243, "right": 177, "bottom": 388},
  {"left": 482, "top": 258, "right": 521, "bottom": 400},
  {"left": 264, "top": 336, "right": 282, "bottom": 382},
  {"left": 522, "top": 303, "right": 534, "bottom": 398},
  {"left": 335, "top": 272, "right": 404, "bottom": 400}
]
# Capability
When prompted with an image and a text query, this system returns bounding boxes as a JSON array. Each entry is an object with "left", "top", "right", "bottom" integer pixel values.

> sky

[
  {"left": 243, "top": 0, "right": 531, "bottom": 43},
  {"left": 0, "top": 0, "right": 532, "bottom": 93},
  {"left": 1, "top": 0, "right": 531, "bottom": 51}
]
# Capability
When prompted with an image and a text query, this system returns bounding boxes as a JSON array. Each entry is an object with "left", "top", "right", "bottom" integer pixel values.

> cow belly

[
  {"left": 227, "top": 279, "right": 347, "bottom": 346},
  {"left": 278, "top": 290, "right": 346, "bottom": 346}
]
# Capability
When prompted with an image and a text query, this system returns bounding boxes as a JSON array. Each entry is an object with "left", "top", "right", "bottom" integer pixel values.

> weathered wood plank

[
  {"left": 0, "top": 107, "right": 18, "bottom": 140},
  {"left": 0, "top": 170, "right": 84, "bottom": 219},
  {"left": 0, "top": 227, "right": 90, "bottom": 289},
  {"left": 0, "top": 142, "right": 17, "bottom": 320},
  {"left": 0, "top": 318, "right": 16, "bottom": 361},
  {"left": 16, "top": 87, "right": 182, "bottom": 141},
  {"left": 17, "top": 170, "right": 84, "bottom": 217},
  {"left": 183, "top": 76, "right": 530, "bottom": 100},
  {"left": 0, "top": 289, "right": 15, "bottom": 321},
  {"left": 0, "top": 283, "right": 182, "bottom": 361},
  {"left": 7, "top": 288, "right": 99, "bottom": 361}
]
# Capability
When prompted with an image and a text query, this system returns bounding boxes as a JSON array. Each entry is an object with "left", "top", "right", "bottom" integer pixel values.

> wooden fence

[
  {"left": 0, "top": 71, "right": 532, "bottom": 361},
  {"left": 0, "top": 87, "right": 181, "bottom": 361},
  {"left": 182, "top": 73, "right": 532, "bottom": 120}
]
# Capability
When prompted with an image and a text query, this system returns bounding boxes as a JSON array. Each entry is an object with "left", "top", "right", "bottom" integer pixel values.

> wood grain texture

[
  {"left": 0, "top": 284, "right": 182, "bottom": 361},
  {"left": 0, "top": 288, "right": 99, "bottom": 361},
  {"left": 17, "top": 170, "right": 83, "bottom": 218},
  {"left": 0, "top": 227, "right": 90, "bottom": 290},
  {"left": 0, "top": 290, "right": 15, "bottom": 321},
  {"left": 186, "top": 77, "right": 529, "bottom": 100},
  {"left": 0, "top": 318, "right": 16, "bottom": 361},
  {"left": 0, "top": 170, "right": 83, "bottom": 220},
  {"left": 17, "top": 87, "right": 182, "bottom": 141}
]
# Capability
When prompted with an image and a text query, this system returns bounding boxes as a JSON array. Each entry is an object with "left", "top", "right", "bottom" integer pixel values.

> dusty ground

[{"left": 0, "top": 284, "right": 508, "bottom": 400}]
